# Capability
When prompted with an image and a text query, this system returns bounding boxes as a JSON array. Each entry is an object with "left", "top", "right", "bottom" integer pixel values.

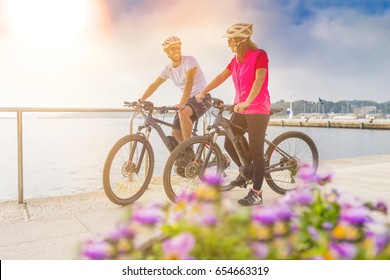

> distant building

[{"left": 352, "top": 106, "right": 377, "bottom": 115}]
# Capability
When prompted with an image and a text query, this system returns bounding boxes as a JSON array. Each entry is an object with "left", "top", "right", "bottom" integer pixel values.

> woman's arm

[{"left": 196, "top": 69, "right": 231, "bottom": 101}]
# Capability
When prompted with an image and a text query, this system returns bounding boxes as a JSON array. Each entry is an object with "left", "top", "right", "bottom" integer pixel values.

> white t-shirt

[{"left": 159, "top": 56, "right": 207, "bottom": 98}]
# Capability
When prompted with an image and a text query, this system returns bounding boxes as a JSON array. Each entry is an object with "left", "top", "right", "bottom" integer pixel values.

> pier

[{"left": 269, "top": 118, "right": 390, "bottom": 129}]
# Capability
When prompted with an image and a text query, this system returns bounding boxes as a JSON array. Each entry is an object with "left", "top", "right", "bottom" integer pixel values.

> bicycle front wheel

[
  {"left": 265, "top": 131, "right": 319, "bottom": 195},
  {"left": 103, "top": 134, "right": 154, "bottom": 205},
  {"left": 163, "top": 135, "right": 225, "bottom": 203}
]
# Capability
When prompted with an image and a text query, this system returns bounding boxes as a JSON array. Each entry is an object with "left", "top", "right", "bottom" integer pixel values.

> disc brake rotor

[
  {"left": 184, "top": 162, "right": 200, "bottom": 179},
  {"left": 122, "top": 161, "right": 136, "bottom": 177}
]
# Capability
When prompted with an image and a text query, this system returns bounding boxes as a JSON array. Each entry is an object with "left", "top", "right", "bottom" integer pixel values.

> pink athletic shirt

[{"left": 227, "top": 49, "right": 270, "bottom": 114}]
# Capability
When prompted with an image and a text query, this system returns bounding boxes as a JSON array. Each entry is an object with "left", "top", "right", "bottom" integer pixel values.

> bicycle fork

[{"left": 127, "top": 128, "right": 152, "bottom": 178}]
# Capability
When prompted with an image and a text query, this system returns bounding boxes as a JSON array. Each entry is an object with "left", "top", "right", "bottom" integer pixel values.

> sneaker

[
  {"left": 229, "top": 174, "right": 246, "bottom": 188},
  {"left": 174, "top": 147, "right": 195, "bottom": 167},
  {"left": 237, "top": 189, "right": 263, "bottom": 206}
]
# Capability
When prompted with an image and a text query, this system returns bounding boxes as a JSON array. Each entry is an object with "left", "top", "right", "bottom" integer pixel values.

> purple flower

[
  {"left": 340, "top": 206, "right": 371, "bottom": 225},
  {"left": 297, "top": 164, "right": 333, "bottom": 186},
  {"left": 294, "top": 191, "right": 313, "bottom": 205},
  {"left": 252, "top": 242, "right": 269, "bottom": 259},
  {"left": 175, "top": 191, "right": 197, "bottom": 204},
  {"left": 252, "top": 207, "right": 277, "bottom": 225},
  {"left": 330, "top": 242, "right": 358, "bottom": 259},
  {"left": 110, "top": 224, "right": 135, "bottom": 241},
  {"left": 316, "top": 172, "right": 333, "bottom": 186},
  {"left": 82, "top": 240, "right": 113, "bottom": 260},
  {"left": 202, "top": 215, "right": 219, "bottom": 226},
  {"left": 297, "top": 164, "right": 318, "bottom": 183},
  {"left": 275, "top": 205, "right": 293, "bottom": 221},
  {"left": 307, "top": 226, "right": 320, "bottom": 241},
  {"left": 132, "top": 205, "right": 163, "bottom": 225},
  {"left": 162, "top": 233, "right": 195, "bottom": 260},
  {"left": 375, "top": 201, "right": 388, "bottom": 215},
  {"left": 370, "top": 232, "right": 390, "bottom": 253},
  {"left": 365, "top": 201, "right": 389, "bottom": 215},
  {"left": 322, "top": 222, "right": 333, "bottom": 230},
  {"left": 201, "top": 174, "right": 225, "bottom": 187}
]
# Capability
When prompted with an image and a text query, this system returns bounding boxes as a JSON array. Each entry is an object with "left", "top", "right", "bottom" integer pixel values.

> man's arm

[{"left": 139, "top": 76, "right": 166, "bottom": 102}]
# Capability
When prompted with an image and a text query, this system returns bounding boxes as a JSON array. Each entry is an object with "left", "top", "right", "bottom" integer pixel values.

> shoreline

[{"left": 269, "top": 117, "right": 390, "bottom": 129}]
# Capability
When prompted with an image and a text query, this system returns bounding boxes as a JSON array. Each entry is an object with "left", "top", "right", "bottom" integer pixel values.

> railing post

[{"left": 16, "top": 109, "right": 24, "bottom": 204}]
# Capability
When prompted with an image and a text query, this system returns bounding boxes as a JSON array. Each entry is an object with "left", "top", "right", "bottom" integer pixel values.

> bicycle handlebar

[{"left": 123, "top": 101, "right": 178, "bottom": 114}]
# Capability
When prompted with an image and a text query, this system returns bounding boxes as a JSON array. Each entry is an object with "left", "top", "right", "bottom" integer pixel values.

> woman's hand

[{"left": 234, "top": 102, "right": 249, "bottom": 113}]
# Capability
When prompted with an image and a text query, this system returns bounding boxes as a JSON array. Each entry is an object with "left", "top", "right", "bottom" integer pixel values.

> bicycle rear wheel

[
  {"left": 265, "top": 131, "right": 319, "bottom": 195},
  {"left": 163, "top": 135, "right": 225, "bottom": 203},
  {"left": 103, "top": 134, "right": 154, "bottom": 205}
]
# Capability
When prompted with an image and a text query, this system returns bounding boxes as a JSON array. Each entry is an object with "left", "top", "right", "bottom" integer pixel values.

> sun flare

[{"left": 6, "top": 0, "right": 90, "bottom": 50}]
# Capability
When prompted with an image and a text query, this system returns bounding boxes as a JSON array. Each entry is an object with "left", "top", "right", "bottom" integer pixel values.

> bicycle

[
  {"left": 102, "top": 100, "right": 202, "bottom": 205},
  {"left": 163, "top": 98, "right": 319, "bottom": 203}
]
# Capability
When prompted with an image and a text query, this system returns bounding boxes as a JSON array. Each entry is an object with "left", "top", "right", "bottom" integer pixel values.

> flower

[
  {"left": 81, "top": 168, "right": 390, "bottom": 260},
  {"left": 340, "top": 205, "right": 371, "bottom": 225},
  {"left": 330, "top": 242, "right": 358, "bottom": 259},
  {"left": 109, "top": 224, "right": 135, "bottom": 241},
  {"left": 201, "top": 174, "right": 225, "bottom": 187},
  {"left": 252, "top": 242, "right": 269, "bottom": 259},
  {"left": 162, "top": 233, "right": 195, "bottom": 260},
  {"left": 307, "top": 226, "right": 320, "bottom": 241},
  {"left": 132, "top": 204, "right": 163, "bottom": 225},
  {"left": 82, "top": 240, "right": 114, "bottom": 260},
  {"left": 294, "top": 190, "right": 313, "bottom": 205}
]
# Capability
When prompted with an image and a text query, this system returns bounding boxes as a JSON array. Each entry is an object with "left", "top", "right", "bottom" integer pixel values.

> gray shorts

[{"left": 172, "top": 93, "right": 212, "bottom": 129}]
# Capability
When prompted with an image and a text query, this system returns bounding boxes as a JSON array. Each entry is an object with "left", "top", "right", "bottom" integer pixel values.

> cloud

[{"left": 1, "top": 0, "right": 389, "bottom": 108}]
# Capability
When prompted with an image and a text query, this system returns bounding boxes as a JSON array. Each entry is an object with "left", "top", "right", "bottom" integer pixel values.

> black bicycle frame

[
  {"left": 204, "top": 109, "right": 295, "bottom": 175},
  {"left": 131, "top": 111, "right": 200, "bottom": 173},
  {"left": 205, "top": 111, "right": 251, "bottom": 168}
]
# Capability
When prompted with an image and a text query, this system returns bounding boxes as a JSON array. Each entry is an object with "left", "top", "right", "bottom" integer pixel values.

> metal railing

[
  {"left": 0, "top": 107, "right": 207, "bottom": 204},
  {"left": 0, "top": 107, "right": 137, "bottom": 204}
]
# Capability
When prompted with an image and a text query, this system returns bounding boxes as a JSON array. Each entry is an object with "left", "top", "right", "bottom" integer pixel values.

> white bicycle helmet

[
  {"left": 162, "top": 36, "right": 181, "bottom": 50},
  {"left": 223, "top": 23, "right": 253, "bottom": 39}
]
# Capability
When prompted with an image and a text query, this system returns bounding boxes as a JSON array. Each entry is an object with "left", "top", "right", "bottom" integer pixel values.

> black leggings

[{"left": 224, "top": 113, "right": 269, "bottom": 191}]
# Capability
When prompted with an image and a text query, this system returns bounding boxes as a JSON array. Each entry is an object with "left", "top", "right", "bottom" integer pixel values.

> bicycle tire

[
  {"left": 163, "top": 135, "right": 225, "bottom": 203},
  {"left": 103, "top": 134, "right": 154, "bottom": 205},
  {"left": 265, "top": 131, "right": 319, "bottom": 195}
]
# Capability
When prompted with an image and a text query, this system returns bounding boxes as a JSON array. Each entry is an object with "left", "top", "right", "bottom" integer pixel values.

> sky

[{"left": 0, "top": 0, "right": 390, "bottom": 108}]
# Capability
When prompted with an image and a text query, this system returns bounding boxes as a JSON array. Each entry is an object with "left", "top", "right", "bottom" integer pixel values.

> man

[{"left": 139, "top": 36, "right": 211, "bottom": 143}]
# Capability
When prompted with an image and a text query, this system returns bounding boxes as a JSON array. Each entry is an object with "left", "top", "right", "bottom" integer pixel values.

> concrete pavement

[{"left": 1, "top": 154, "right": 390, "bottom": 259}]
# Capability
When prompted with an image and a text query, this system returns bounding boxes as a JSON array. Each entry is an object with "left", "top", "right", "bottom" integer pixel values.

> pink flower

[
  {"left": 132, "top": 204, "right": 163, "bottom": 225},
  {"left": 252, "top": 242, "right": 269, "bottom": 259},
  {"left": 82, "top": 240, "right": 113, "bottom": 260},
  {"left": 163, "top": 233, "right": 195, "bottom": 260}
]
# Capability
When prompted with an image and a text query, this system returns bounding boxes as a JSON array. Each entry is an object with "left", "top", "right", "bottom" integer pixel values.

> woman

[{"left": 196, "top": 23, "right": 270, "bottom": 206}]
